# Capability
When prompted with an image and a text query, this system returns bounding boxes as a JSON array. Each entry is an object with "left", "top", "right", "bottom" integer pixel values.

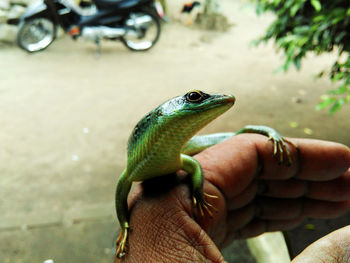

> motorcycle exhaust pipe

[
  {"left": 81, "top": 15, "right": 152, "bottom": 42},
  {"left": 81, "top": 26, "right": 126, "bottom": 41}
]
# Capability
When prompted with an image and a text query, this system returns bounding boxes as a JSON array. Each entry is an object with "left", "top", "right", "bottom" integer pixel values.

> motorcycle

[{"left": 17, "top": 0, "right": 164, "bottom": 53}]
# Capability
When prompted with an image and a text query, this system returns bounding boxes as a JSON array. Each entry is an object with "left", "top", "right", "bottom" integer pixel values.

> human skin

[{"left": 114, "top": 134, "right": 350, "bottom": 263}]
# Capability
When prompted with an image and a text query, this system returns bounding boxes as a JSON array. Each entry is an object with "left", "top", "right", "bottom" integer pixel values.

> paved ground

[{"left": 0, "top": 0, "right": 349, "bottom": 262}]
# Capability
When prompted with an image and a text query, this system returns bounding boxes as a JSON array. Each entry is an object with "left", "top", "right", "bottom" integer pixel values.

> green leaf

[
  {"left": 338, "top": 84, "right": 348, "bottom": 94},
  {"left": 316, "top": 96, "right": 336, "bottom": 110},
  {"left": 313, "top": 15, "right": 325, "bottom": 22},
  {"left": 283, "top": 59, "right": 292, "bottom": 72},
  {"left": 331, "top": 72, "right": 345, "bottom": 82},
  {"left": 328, "top": 84, "right": 348, "bottom": 95},
  {"left": 251, "top": 0, "right": 349, "bottom": 114},
  {"left": 297, "top": 37, "right": 308, "bottom": 46},
  {"left": 294, "top": 56, "right": 302, "bottom": 70},
  {"left": 304, "top": 224, "right": 316, "bottom": 230},
  {"left": 294, "top": 26, "right": 310, "bottom": 35},
  {"left": 311, "top": 0, "right": 321, "bottom": 11},
  {"left": 256, "top": 3, "right": 263, "bottom": 15},
  {"left": 273, "top": 0, "right": 281, "bottom": 6},
  {"left": 290, "top": 4, "right": 300, "bottom": 17},
  {"left": 250, "top": 38, "right": 262, "bottom": 46},
  {"left": 332, "top": 17, "right": 345, "bottom": 25},
  {"left": 329, "top": 99, "right": 345, "bottom": 114},
  {"left": 335, "top": 31, "right": 346, "bottom": 43}
]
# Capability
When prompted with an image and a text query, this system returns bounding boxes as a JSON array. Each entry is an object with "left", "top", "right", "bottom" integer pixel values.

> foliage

[{"left": 252, "top": 0, "right": 350, "bottom": 114}]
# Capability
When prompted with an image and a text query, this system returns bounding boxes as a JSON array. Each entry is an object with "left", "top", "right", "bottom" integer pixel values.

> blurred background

[{"left": 0, "top": 0, "right": 349, "bottom": 262}]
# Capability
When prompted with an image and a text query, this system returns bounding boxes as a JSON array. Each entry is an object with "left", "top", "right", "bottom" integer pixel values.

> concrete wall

[{"left": 0, "top": 0, "right": 33, "bottom": 42}]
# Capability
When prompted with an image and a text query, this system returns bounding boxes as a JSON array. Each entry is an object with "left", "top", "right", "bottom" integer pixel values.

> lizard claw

[
  {"left": 268, "top": 136, "right": 298, "bottom": 166},
  {"left": 193, "top": 192, "right": 219, "bottom": 218},
  {"left": 116, "top": 227, "right": 129, "bottom": 258}
]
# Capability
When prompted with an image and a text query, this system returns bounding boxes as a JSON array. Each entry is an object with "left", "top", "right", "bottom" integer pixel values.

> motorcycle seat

[{"left": 93, "top": 0, "right": 141, "bottom": 10}]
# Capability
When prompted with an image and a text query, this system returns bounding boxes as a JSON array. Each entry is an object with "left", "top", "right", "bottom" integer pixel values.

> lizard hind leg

[{"left": 115, "top": 169, "right": 132, "bottom": 258}]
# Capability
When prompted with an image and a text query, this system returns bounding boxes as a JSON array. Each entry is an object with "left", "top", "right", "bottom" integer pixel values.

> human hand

[
  {"left": 114, "top": 134, "right": 350, "bottom": 263},
  {"left": 291, "top": 225, "right": 350, "bottom": 263}
]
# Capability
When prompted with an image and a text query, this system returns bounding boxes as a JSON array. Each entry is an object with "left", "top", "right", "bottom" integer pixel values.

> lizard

[{"left": 115, "top": 90, "right": 296, "bottom": 258}]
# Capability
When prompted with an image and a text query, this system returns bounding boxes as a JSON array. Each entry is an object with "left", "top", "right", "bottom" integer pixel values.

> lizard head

[
  {"left": 160, "top": 90, "right": 235, "bottom": 118},
  {"left": 157, "top": 90, "right": 235, "bottom": 136}
]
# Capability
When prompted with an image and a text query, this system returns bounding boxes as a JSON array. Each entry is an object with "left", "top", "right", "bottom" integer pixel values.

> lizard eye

[{"left": 186, "top": 90, "right": 203, "bottom": 102}]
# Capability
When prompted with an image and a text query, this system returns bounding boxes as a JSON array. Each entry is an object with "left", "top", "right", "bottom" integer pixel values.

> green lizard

[{"left": 115, "top": 90, "right": 295, "bottom": 258}]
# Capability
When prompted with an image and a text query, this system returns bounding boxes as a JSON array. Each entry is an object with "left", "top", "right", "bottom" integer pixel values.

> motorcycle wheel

[
  {"left": 17, "top": 18, "right": 56, "bottom": 53},
  {"left": 121, "top": 11, "right": 161, "bottom": 51}
]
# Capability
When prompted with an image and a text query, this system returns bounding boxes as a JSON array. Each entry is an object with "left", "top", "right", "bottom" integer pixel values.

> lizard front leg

[
  {"left": 183, "top": 126, "right": 297, "bottom": 165},
  {"left": 235, "top": 125, "right": 298, "bottom": 165},
  {"left": 181, "top": 154, "right": 218, "bottom": 217}
]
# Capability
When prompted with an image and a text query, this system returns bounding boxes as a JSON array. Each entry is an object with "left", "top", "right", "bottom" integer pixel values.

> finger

[
  {"left": 227, "top": 180, "right": 258, "bottom": 210},
  {"left": 302, "top": 199, "right": 350, "bottom": 218},
  {"left": 253, "top": 197, "right": 350, "bottom": 220},
  {"left": 256, "top": 169, "right": 350, "bottom": 202},
  {"left": 292, "top": 139, "right": 350, "bottom": 181},
  {"left": 221, "top": 203, "right": 302, "bottom": 245},
  {"left": 306, "top": 169, "right": 350, "bottom": 201},
  {"left": 196, "top": 136, "right": 350, "bottom": 202},
  {"left": 257, "top": 138, "right": 350, "bottom": 181},
  {"left": 226, "top": 204, "right": 255, "bottom": 232},
  {"left": 259, "top": 179, "right": 307, "bottom": 198},
  {"left": 227, "top": 179, "right": 307, "bottom": 210},
  {"left": 255, "top": 197, "right": 303, "bottom": 220},
  {"left": 254, "top": 135, "right": 299, "bottom": 180},
  {"left": 227, "top": 179, "right": 306, "bottom": 210},
  {"left": 232, "top": 217, "right": 304, "bottom": 240},
  {"left": 197, "top": 135, "right": 261, "bottom": 199},
  {"left": 197, "top": 135, "right": 300, "bottom": 200}
]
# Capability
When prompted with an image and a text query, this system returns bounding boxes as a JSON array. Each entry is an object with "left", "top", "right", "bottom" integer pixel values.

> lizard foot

[
  {"left": 268, "top": 136, "right": 298, "bottom": 166},
  {"left": 192, "top": 192, "right": 219, "bottom": 218},
  {"left": 116, "top": 227, "right": 129, "bottom": 258}
]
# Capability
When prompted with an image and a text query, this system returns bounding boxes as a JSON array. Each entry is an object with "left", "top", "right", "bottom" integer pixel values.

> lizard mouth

[
  {"left": 188, "top": 95, "right": 235, "bottom": 111},
  {"left": 224, "top": 96, "right": 236, "bottom": 104}
]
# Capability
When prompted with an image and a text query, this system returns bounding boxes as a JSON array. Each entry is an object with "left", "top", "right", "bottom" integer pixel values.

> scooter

[{"left": 17, "top": 0, "right": 164, "bottom": 53}]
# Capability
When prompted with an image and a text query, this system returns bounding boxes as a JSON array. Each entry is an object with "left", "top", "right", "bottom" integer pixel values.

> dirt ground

[{"left": 0, "top": 0, "right": 349, "bottom": 262}]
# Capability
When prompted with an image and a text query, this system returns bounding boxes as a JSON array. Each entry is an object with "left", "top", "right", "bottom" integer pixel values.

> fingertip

[{"left": 293, "top": 139, "right": 350, "bottom": 181}]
